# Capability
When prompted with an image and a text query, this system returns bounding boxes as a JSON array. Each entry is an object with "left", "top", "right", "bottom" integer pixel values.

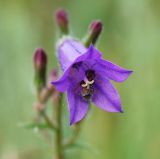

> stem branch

[{"left": 41, "top": 111, "right": 57, "bottom": 131}]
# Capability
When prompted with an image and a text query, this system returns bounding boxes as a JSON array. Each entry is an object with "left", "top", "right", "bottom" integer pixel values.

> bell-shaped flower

[{"left": 52, "top": 39, "right": 133, "bottom": 125}]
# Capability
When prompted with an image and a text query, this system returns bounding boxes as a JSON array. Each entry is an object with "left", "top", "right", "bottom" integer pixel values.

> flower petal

[
  {"left": 51, "top": 68, "right": 70, "bottom": 92},
  {"left": 75, "top": 44, "right": 101, "bottom": 63},
  {"left": 97, "top": 59, "right": 133, "bottom": 82},
  {"left": 58, "top": 39, "right": 87, "bottom": 71},
  {"left": 92, "top": 76, "right": 123, "bottom": 112},
  {"left": 67, "top": 87, "right": 89, "bottom": 125}
]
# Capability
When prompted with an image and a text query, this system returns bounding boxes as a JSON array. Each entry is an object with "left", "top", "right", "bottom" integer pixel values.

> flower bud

[
  {"left": 55, "top": 8, "right": 69, "bottom": 34},
  {"left": 85, "top": 20, "right": 103, "bottom": 47},
  {"left": 34, "top": 48, "right": 47, "bottom": 72},
  {"left": 33, "top": 48, "right": 47, "bottom": 92},
  {"left": 90, "top": 20, "right": 102, "bottom": 36}
]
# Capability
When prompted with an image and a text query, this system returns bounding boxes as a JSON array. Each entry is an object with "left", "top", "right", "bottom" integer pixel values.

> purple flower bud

[
  {"left": 55, "top": 8, "right": 69, "bottom": 34},
  {"left": 90, "top": 20, "right": 102, "bottom": 35},
  {"left": 85, "top": 20, "right": 103, "bottom": 47},
  {"left": 34, "top": 48, "right": 47, "bottom": 72},
  {"left": 33, "top": 48, "right": 47, "bottom": 92}
]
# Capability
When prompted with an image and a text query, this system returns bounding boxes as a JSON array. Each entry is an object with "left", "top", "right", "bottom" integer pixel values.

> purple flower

[{"left": 52, "top": 39, "right": 133, "bottom": 125}]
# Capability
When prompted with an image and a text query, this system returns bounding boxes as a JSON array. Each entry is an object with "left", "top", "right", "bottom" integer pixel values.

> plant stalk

[{"left": 55, "top": 93, "right": 64, "bottom": 159}]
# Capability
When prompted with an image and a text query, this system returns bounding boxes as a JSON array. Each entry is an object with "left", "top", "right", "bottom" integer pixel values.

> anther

[
  {"left": 81, "top": 82, "right": 88, "bottom": 88},
  {"left": 88, "top": 80, "right": 94, "bottom": 85},
  {"left": 81, "top": 79, "right": 94, "bottom": 88}
]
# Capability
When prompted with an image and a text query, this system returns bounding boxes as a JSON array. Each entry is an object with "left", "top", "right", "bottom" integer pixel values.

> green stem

[{"left": 55, "top": 93, "right": 64, "bottom": 159}]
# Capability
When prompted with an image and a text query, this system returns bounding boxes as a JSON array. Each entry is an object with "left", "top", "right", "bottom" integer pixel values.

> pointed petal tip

[
  {"left": 51, "top": 81, "right": 67, "bottom": 92},
  {"left": 87, "top": 44, "right": 102, "bottom": 59},
  {"left": 69, "top": 118, "right": 77, "bottom": 126},
  {"left": 112, "top": 106, "right": 123, "bottom": 113},
  {"left": 51, "top": 81, "right": 54, "bottom": 85},
  {"left": 51, "top": 80, "right": 57, "bottom": 86},
  {"left": 87, "top": 44, "right": 95, "bottom": 52},
  {"left": 89, "top": 43, "right": 94, "bottom": 49},
  {"left": 70, "top": 121, "right": 76, "bottom": 126},
  {"left": 128, "top": 70, "right": 134, "bottom": 75},
  {"left": 119, "top": 108, "right": 124, "bottom": 113},
  {"left": 69, "top": 121, "right": 73, "bottom": 126},
  {"left": 124, "top": 69, "right": 134, "bottom": 80},
  {"left": 117, "top": 69, "right": 134, "bottom": 83},
  {"left": 51, "top": 80, "right": 59, "bottom": 85},
  {"left": 111, "top": 108, "right": 123, "bottom": 113},
  {"left": 69, "top": 115, "right": 82, "bottom": 126},
  {"left": 69, "top": 114, "right": 76, "bottom": 126},
  {"left": 98, "top": 59, "right": 133, "bottom": 82},
  {"left": 51, "top": 81, "right": 57, "bottom": 87},
  {"left": 88, "top": 44, "right": 98, "bottom": 52},
  {"left": 70, "top": 119, "right": 83, "bottom": 126},
  {"left": 115, "top": 105, "right": 124, "bottom": 113}
]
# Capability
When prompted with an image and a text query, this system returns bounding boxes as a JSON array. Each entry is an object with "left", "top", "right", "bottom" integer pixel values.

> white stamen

[
  {"left": 81, "top": 82, "right": 88, "bottom": 87},
  {"left": 88, "top": 80, "right": 94, "bottom": 85},
  {"left": 81, "top": 80, "right": 94, "bottom": 88}
]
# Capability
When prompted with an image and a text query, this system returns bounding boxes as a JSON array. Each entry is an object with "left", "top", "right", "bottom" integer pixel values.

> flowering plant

[
  {"left": 30, "top": 8, "right": 132, "bottom": 159},
  {"left": 52, "top": 40, "right": 132, "bottom": 125}
]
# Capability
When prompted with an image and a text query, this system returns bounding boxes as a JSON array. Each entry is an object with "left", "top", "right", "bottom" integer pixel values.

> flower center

[
  {"left": 81, "top": 79, "right": 94, "bottom": 89},
  {"left": 85, "top": 69, "right": 95, "bottom": 81},
  {"left": 80, "top": 69, "right": 95, "bottom": 100}
]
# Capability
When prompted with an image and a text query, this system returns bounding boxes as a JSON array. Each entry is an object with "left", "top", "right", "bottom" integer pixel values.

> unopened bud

[
  {"left": 33, "top": 48, "right": 47, "bottom": 92},
  {"left": 34, "top": 48, "right": 47, "bottom": 71},
  {"left": 85, "top": 20, "right": 103, "bottom": 47},
  {"left": 55, "top": 8, "right": 69, "bottom": 34},
  {"left": 90, "top": 20, "right": 102, "bottom": 36}
]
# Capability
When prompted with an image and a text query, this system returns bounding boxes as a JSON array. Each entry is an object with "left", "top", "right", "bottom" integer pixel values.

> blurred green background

[{"left": 0, "top": 0, "right": 160, "bottom": 159}]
